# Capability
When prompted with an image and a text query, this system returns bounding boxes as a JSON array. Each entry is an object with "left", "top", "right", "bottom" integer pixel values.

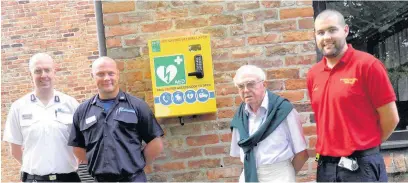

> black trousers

[
  {"left": 94, "top": 171, "right": 147, "bottom": 182},
  {"left": 22, "top": 172, "right": 81, "bottom": 182},
  {"left": 317, "top": 152, "right": 388, "bottom": 182}
]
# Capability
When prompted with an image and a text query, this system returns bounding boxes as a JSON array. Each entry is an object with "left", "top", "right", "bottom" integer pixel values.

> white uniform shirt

[
  {"left": 3, "top": 90, "right": 79, "bottom": 175},
  {"left": 230, "top": 92, "right": 307, "bottom": 167}
]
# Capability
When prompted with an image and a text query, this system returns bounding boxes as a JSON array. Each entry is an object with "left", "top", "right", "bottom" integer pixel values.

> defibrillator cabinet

[{"left": 148, "top": 35, "right": 217, "bottom": 118}]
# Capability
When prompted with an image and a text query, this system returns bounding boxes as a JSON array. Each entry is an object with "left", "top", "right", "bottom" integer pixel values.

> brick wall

[
  {"left": 1, "top": 1, "right": 98, "bottom": 181},
  {"left": 101, "top": 1, "right": 317, "bottom": 181},
  {"left": 2, "top": 0, "right": 408, "bottom": 182}
]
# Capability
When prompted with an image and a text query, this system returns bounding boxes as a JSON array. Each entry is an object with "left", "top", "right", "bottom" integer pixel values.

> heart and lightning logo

[
  {"left": 154, "top": 55, "right": 186, "bottom": 87},
  {"left": 156, "top": 65, "right": 177, "bottom": 84}
]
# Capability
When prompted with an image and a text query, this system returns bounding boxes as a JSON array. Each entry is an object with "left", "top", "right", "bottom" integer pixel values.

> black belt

[
  {"left": 319, "top": 146, "right": 380, "bottom": 163},
  {"left": 23, "top": 172, "right": 77, "bottom": 181},
  {"left": 95, "top": 173, "right": 131, "bottom": 182},
  {"left": 94, "top": 171, "right": 145, "bottom": 182}
]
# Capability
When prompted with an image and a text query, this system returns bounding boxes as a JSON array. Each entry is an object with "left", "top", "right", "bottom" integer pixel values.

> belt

[
  {"left": 95, "top": 173, "right": 129, "bottom": 182},
  {"left": 319, "top": 146, "right": 380, "bottom": 163},
  {"left": 24, "top": 172, "right": 77, "bottom": 181},
  {"left": 95, "top": 171, "right": 145, "bottom": 182}
]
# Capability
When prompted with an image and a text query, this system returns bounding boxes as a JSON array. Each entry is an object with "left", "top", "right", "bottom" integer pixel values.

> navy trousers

[{"left": 317, "top": 153, "right": 388, "bottom": 182}]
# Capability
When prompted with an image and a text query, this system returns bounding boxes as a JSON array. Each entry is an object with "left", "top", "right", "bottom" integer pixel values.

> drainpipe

[{"left": 94, "top": 0, "right": 107, "bottom": 56}]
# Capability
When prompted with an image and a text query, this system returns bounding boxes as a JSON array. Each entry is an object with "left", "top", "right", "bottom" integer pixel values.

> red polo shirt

[{"left": 307, "top": 45, "right": 396, "bottom": 156}]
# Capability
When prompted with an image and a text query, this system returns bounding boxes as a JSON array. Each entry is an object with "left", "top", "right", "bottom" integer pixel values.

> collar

[
  {"left": 245, "top": 91, "right": 268, "bottom": 115},
  {"left": 319, "top": 44, "right": 355, "bottom": 71},
  {"left": 91, "top": 90, "right": 126, "bottom": 105},
  {"left": 30, "top": 90, "right": 60, "bottom": 103}
]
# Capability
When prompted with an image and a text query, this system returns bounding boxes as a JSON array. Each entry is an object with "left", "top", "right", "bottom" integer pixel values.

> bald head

[
  {"left": 91, "top": 56, "right": 118, "bottom": 76},
  {"left": 315, "top": 9, "right": 346, "bottom": 27},
  {"left": 29, "top": 53, "right": 54, "bottom": 73}
]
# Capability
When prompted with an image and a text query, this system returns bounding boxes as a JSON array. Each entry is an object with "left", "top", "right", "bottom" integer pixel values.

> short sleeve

[
  {"left": 67, "top": 106, "right": 86, "bottom": 148},
  {"left": 229, "top": 129, "right": 241, "bottom": 157},
  {"left": 3, "top": 102, "right": 23, "bottom": 145},
  {"left": 286, "top": 109, "right": 307, "bottom": 154},
  {"left": 135, "top": 100, "right": 164, "bottom": 144},
  {"left": 366, "top": 61, "right": 396, "bottom": 108}
]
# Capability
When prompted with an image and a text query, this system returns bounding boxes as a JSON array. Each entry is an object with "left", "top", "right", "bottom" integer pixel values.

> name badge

[
  {"left": 22, "top": 114, "right": 32, "bottom": 120},
  {"left": 57, "top": 108, "right": 70, "bottom": 114},
  {"left": 85, "top": 115, "right": 96, "bottom": 124}
]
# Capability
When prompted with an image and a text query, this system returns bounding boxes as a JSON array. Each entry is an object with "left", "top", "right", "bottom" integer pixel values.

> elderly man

[
  {"left": 68, "top": 56, "right": 164, "bottom": 182},
  {"left": 230, "top": 65, "right": 308, "bottom": 182},
  {"left": 308, "top": 9, "right": 399, "bottom": 181},
  {"left": 3, "top": 53, "right": 81, "bottom": 182}
]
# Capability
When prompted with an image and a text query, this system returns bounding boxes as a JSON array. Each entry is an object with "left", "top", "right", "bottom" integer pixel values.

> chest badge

[
  {"left": 22, "top": 114, "right": 33, "bottom": 120},
  {"left": 117, "top": 107, "right": 135, "bottom": 114},
  {"left": 340, "top": 78, "right": 358, "bottom": 85},
  {"left": 85, "top": 115, "right": 96, "bottom": 124}
]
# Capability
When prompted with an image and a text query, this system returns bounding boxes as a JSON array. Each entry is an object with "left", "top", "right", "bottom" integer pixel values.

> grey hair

[
  {"left": 28, "top": 53, "right": 54, "bottom": 73},
  {"left": 233, "top": 65, "right": 266, "bottom": 85},
  {"left": 315, "top": 9, "right": 346, "bottom": 27}
]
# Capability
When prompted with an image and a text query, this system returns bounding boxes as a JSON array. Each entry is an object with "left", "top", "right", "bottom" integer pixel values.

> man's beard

[{"left": 321, "top": 40, "right": 345, "bottom": 58}]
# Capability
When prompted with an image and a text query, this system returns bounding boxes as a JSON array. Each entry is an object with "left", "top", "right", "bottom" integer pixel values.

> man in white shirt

[
  {"left": 3, "top": 53, "right": 81, "bottom": 182},
  {"left": 230, "top": 65, "right": 308, "bottom": 182}
]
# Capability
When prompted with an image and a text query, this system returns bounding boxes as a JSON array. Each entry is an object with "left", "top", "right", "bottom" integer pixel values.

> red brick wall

[
  {"left": 1, "top": 1, "right": 98, "bottom": 181},
  {"left": 101, "top": 1, "right": 317, "bottom": 181}
]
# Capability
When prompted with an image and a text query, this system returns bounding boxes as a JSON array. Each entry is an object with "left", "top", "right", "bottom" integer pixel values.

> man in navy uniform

[
  {"left": 68, "top": 56, "right": 164, "bottom": 182},
  {"left": 3, "top": 53, "right": 81, "bottom": 182}
]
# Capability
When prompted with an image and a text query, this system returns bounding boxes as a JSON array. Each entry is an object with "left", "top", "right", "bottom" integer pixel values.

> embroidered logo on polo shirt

[
  {"left": 340, "top": 78, "right": 358, "bottom": 85},
  {"left": 116, "top": 107, "right": 135, "bottom": 116}
]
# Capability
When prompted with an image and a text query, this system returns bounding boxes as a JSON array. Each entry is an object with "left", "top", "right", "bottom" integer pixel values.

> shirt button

[{"left": 104, "top": 134, "right": 107, "bottom": 137}]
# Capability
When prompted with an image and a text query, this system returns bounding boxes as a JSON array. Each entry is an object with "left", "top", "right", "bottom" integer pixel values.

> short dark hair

[{"left": 315, "top": 9, "right": 346, "bottom": 27}]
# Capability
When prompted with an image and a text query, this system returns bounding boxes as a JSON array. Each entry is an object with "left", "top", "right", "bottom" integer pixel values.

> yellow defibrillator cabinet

[{"left": 148, "top": 34, "right": 217, "bottom": 118}]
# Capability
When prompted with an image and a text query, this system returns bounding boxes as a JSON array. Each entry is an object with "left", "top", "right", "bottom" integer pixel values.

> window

[{"left": 313, "top": 1, "right": 408, "bottom": 149}]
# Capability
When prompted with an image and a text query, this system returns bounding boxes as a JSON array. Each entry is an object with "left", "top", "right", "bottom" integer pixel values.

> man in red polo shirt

[{"left": 307, "top": 9, "right": 400, "bottom": 182}]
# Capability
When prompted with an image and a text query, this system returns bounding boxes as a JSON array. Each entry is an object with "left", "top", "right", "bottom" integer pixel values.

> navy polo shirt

[{"left": 68, "top": 90, "right": 164, "bottom": 176}]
